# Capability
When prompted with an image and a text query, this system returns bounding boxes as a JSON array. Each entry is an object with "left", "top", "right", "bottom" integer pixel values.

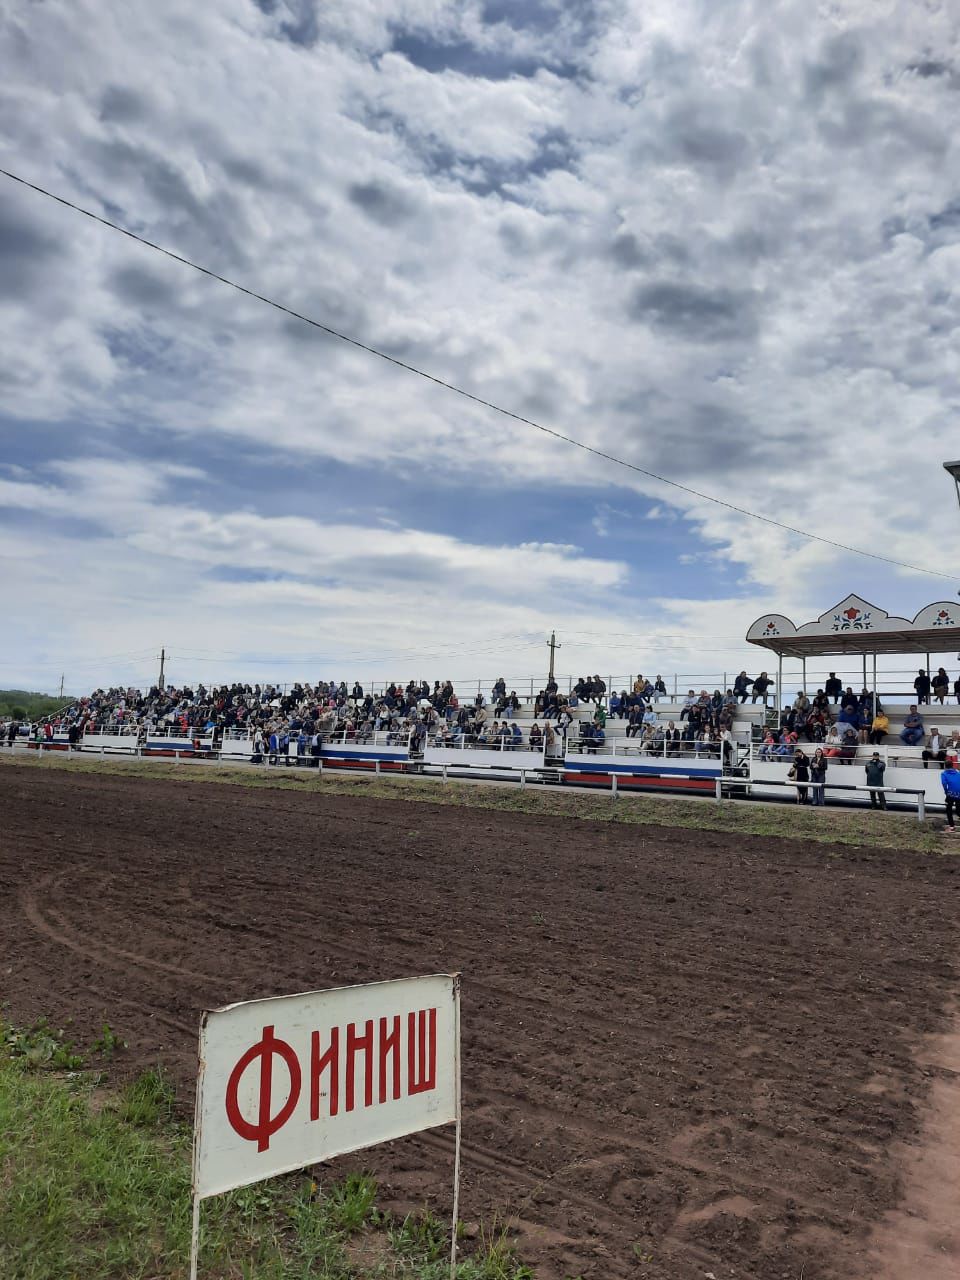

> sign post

[{"left": 190, "top": 974, "right": 461, "bottom": 1279}]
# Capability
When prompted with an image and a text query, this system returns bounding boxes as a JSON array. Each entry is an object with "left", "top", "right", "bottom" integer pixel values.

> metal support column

[
  {"left": 872, "top": 653, "right": 877, "bottom": 713},
  {"left": 777, "top": 652, "right": 783, "bottom": 728}
]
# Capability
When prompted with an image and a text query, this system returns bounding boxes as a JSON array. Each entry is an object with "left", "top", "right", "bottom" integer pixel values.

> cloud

[{"left": 1, "top": 0, "right": 960, "bottom": 689}]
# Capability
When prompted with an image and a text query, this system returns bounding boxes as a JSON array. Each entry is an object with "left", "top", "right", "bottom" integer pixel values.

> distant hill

[{"left": 0, "top": 690, "right": 76, "bottom": 720}]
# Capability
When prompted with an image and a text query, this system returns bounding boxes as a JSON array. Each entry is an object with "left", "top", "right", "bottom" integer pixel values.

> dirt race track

[{"left": 2, "top": 766, "right": 960, "bottom": 1279}]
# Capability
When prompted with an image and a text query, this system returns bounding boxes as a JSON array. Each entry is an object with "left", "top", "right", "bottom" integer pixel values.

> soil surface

[{"left": 2, "top": 766, "right": 960, "bottom": 1280}]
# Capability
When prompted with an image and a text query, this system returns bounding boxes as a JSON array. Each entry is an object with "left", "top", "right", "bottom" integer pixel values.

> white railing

[
  {"left": 566, "top": 736, "right": 731, "bottom": 761},
  {"left": 322, "top": 729, "right": 413, "bottom": 750},
  {"left": 426, "top": 734, "right": 552, "bottom": 753}
]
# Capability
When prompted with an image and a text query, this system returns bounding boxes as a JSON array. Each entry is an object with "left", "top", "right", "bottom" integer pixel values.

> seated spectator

[
  {"left": 914, "top": 669, "right": 931, "bottom": 705},
  {"left": 543, "top": 723, "right": 556, "bottom": 752},
  {"left": 839, "top": 725, "right": 859, "bottom": 763},
  {"left": 664, "top": 721, "right": 681, "bottom": 758},
  {"left": 679, "top": 691, "right": 696, "bottom": 720},
  {"left": 825, "top": 672, "right": 842, "bottom": 703},
  {"left": 932, "top": 667, "right": 950, "bottom": 704},
  {"left": 812, "top": 689, "right": 829, "bottom": 712},
  {"left": 593, "top": 724, "right": 606, "bottom": 749},
  {"left": 642, "top": 705, "right": 658, "bottom": 731},
  {"left": 751, "top": 672, "right": 773, "bottom": 705},
  {"left": 625, "top": 704, "right": 644, "bottom": 738},
  {"left": 654, "top": 675, "right": 666, "bottom": 700},
  {"left": 733, "top": 671, "right": 753, "bottom": 703},
  {"left": 837, "top": 699, "right": 858, "bottom": 725},
  {"left": 793, "top": 691, "right": 810, "bottom": 714},
  {"left": 922, "top": 726, "right": 947, "bottom": 770},
  {"left": 822, "top": 725, "right": 843, "bottom": 758},
  {"left": 900, "top": 706, "right": 925, "bottom": 746},
  {"left": 510, "top": 721, "right": 523, "bottom": 750},
  {"left": 955, "top": 675, "right": 960, "bottom": 706},
  {"left": 528, "top": 722, "right": 543, "bottom": 749},
  {"left": 869, "top": 709, "right": 889, "bottom": 745}
]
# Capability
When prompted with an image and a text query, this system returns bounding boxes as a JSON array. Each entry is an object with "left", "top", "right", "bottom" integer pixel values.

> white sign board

[{"left": 193, "top": 974, "right": 460, "bottom": 1200}]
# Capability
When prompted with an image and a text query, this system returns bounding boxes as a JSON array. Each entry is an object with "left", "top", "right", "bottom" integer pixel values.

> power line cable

[{"left": 1, "top": 166, "right": 955, "bottom": 583}]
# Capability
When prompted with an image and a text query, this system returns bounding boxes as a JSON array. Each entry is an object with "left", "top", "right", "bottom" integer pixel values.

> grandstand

[{"left": 4, "top": 594, "right": 960, "bottom": 813}]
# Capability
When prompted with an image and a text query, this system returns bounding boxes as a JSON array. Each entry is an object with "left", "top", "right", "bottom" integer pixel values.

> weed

[
  {"left": 324, "top": 1171, "right": 378, "bottom": 1232},
  {"left": 389, "top": 1208, "right": 448, "bottom": 1262},
  {"left": 1, "top": 1017, "right": 84, "bottom": 1070},
  {"left": 90, "top": 1022, "right": 126, "bottom": 1059}
]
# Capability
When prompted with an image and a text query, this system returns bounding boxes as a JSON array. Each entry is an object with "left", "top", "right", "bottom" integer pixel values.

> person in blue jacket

[{"left": 941, "top": 762, "right": 960, "bottom": 833}]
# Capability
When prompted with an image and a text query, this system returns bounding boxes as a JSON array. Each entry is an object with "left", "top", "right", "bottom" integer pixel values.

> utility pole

[
  {"left": 158, "top": 647, "right": 166, "bottom": 691},
  {"left": 547, "top": 631, "right": 560, "bottom": 682},
  {"left": 58, "top": 673, "right": 64, "bottom": 699}
]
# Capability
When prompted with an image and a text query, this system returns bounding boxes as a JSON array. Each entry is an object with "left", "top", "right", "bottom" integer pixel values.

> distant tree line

[{"left": 0, "top": 690, "right": 75, "bottom": 721}]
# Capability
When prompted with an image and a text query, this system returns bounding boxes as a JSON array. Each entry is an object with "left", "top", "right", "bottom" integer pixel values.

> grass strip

[
  {"left": 0, "top": 749, "right": 952, "bottom": 856},
  {"left": 0, "top": 1028, "right": 531, "bottom": 1280}
]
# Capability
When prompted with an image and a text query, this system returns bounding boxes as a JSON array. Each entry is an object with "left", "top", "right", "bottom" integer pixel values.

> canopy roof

[{"left": 746, "top": 594, "right": 960, "bottom": 659}]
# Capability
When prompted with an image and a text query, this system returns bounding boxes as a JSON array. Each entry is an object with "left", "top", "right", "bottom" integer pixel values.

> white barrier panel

[
  {"left": 424, "top": 746, "right": 545, "bottom": 770},
  {"left": 82, "top": 732, "right": 139, "bottom": 753},
  {"left": 193, "top": 974, "right": 459, "bottom": 1200}
]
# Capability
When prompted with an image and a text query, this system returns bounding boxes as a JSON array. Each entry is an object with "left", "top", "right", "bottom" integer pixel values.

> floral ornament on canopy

[{"left": 832, "top": 606, "right": 873, "bottom": 632}]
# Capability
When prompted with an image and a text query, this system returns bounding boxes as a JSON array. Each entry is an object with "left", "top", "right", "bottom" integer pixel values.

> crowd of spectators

[
  {"left": 0, "top": 677, "right": 571, "bottom": 758},
  {"left": 5, "top": 667, "right": 960, "bottom": 772}
]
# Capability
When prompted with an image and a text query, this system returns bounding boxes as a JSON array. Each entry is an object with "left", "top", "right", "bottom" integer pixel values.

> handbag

[{"left": 787, "top": 766, "right": 797, "bottom": 780}]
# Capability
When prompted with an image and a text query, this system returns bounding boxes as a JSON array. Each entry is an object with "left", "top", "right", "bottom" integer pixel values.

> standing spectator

[
  {"left": 954, "top": 674, "right": 960, "bottom": 706},
  {"left": 751, "top": 672, "right": 773, "bottom": 705},
  {"left": 792, "top": 747, "right": 810, "bottom": 804},
  {"left": 922, "top": 727, "right": 947, "bottom": 770},
  {"left": 914, "top": 668, "right": 932, "bottom": 705},
  {"left": 733, "top": 671, "right": 753, "bottom": 703},
  {"left": 932, "top": 667, "right": 950, "bottom": 704},
  {"left": 810, "top": 748, "right": 828, "bottom": 806},
  {"left": 825, "top": 673, "right": 843, "bottom": 703},
  {"left": 900, "top": 706, "right": 925, "bottom": 746},
  {"left": 865, "top": 752, "right": 887, "bottom": 809},
  {"left": 941, "top": 761, "right": 960, "bottom": 833}
]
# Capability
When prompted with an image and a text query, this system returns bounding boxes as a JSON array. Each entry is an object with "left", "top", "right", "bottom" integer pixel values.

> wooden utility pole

[
  {"left": 58, "top": 673, "right": 64, "bottom": 699},
  {"left": 547, "top": 631, "right": 560, "bottom": 682},
  {"left": 158, "top": 647, "right": 166, "bottom": 691}
]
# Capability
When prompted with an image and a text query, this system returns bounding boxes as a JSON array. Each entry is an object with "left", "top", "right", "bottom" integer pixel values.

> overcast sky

[{"left": 1, "top": 0, "right": 959, "bottom": 695}]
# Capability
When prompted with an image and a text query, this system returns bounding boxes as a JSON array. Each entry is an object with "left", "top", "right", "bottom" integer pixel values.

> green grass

[
  {"left": 0, "top": 1029, "right": 532, "bottom": 1280},
  {"left": 2, "top": 748, "right": 954, "bottom": 857}
]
